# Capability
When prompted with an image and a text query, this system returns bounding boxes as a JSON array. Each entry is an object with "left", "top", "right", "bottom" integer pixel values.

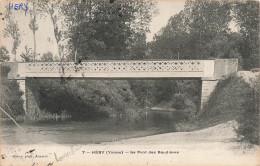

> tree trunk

[
  {"left": 33, "top": 30, "right": 36, "bottom": 61},
  {"left": 48, "top": 5, "right": 61, "bottom": 61},
  {"left": 33, "top": 2, "right": 36, "bottom": 62}
]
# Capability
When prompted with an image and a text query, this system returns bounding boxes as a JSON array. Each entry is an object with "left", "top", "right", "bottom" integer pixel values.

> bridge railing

[
  {"left": 7, "top": 59, "right": 220, "bottom": 78},
  {"left": 22, "top": 60, "right": 204, "bottom": 73}
]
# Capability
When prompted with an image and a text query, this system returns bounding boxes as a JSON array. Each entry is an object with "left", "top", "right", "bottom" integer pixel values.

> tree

[
  {"left": 36, "top": 0, "right": 64, "bottom": 61},
  {"left": 233, "top": 1, "right": 259, "bottom": 69},
  {"left": 41, "top": 52, "right": 54, "bottom": 62},
  {"left": 184, "top": 0, "right": 233, "bottom": 59},
  {"left": 149, "top": 0, "right": 245, "bottom": 61},
  {"left": 149, "top": 11, "right": 191, "bottom": 59},
  {"left": 3, "top": 8, "right": 21, "bottom": 61},
  {"left": 127, "top": 33, "right": 147, "bottom": 60},
  {"left": 0, "top": 46, "right": 10, "bottom": 62},
  {"left": 36, "top": 79, "right": 136, "bottom": 120},
  {"left": 126, "top": 0, "right": 157, "bottom": 60},
  {"left": 62, "top": 0, "right": 155, "bottom": 60},
  {"left": 128, "top": 80, "right": 155, "bottom": 107},
  {"left": 236, "top": 84, "right": 259, "bottom": 145},
  {"left": 150, "top": 0, "right": 258, "bottom": 70},
  {"left": 0, "top": 66, "right": 25, "bottom": 116},
  {"left": 20, "top": 46, "right": 33, "bottom": 62},
  {"left": 29, "top": 2, "right": 39, "bottom": 61},
  {"left": 153, "top": 80, "right": 178, "bottom": 104}
]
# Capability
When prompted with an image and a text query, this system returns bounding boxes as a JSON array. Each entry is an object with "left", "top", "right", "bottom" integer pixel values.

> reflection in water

[{"left": 1, "top": 120, "right": 174, "bottom": 145}]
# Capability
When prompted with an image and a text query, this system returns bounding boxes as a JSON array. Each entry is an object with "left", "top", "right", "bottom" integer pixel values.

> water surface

[{"left": 0, "top": 120, "right": 173, "bottom": 145}]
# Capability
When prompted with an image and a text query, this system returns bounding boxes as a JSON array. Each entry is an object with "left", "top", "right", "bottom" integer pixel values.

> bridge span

[{"left": 2, "top": 59, "right": 238, "bottom": 114}]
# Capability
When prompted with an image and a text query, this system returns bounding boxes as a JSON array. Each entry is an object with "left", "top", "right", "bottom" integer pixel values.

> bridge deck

[{"left": 12, "top": 60, "right": 215, "bottom": 79}]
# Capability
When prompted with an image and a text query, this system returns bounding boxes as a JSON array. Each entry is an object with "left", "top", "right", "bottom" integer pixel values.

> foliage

[
  {"left": 0, "top": 46, "right": 10, "bottom": 62},
  {"left": 150, "top": 0, "right": 234, "bottom": 60},
  {"left": 62, "top": 0, "right": 156, "bottom": 60},
  {"left": 33, "top": 79, "right": 136, "bottom": 121},
  {"left": 25, "top": 109, "right": 71, "bottom": 122},
  {"left": 0, "top": 66, "right": 25, "bottom": 117},
  {"left": 128, "top": 33, "right": 147, "bottom": 60},
  {"left": 128, "top": 80, "right": 199, "bottom": 110},
  {"left": 128, "top": 80, "right": 155, "bottom": 107},
  {"left": 198, "top": 75, "right": 252, "bottom": 126},
  {"left": 41, "top": 52, "right": 54, "bottom": 62},
  {"left": 175, "top": 121, "right": 198, "bottom": 132},
  {"left": 171, "top": 94, "right": 185, "bottom": 110},
  {"left": 3, "top": 8, "right": 21, "bottom": 61},
  {"left": 153, "top": 80, "right": 178, "bottom": 104},
  {"left": 149, "top": 11, "right": 191, "bottom": 59},
  {"left": 233, "top": 1, "right": 259, "bottom": 69},
  {"left": 198, "top": 74, "right": 259, "bottom": 145},
  {"left": 151, "top": 112, "right": 174, "bottom": 127},
  {"left": 236, "top": 77, "right": 259, "bottom": 145},
  {"left": 26, "top": 77, "right": 199, "bottom": 125},
  {"left": 20, "top": 46, "right": 34, "bottom": 62},
  {"left": 34, "top": 0, "right": 64, "bottom": 60},
  {"left": 149, "top": 0, "right": 258, "bottom": 70},
  {"left": 28, "top": 1, "right": 39, "bottom": 62}
]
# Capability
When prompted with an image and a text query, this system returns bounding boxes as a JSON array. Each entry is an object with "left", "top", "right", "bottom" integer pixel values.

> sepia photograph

[{"left": 0, "top": 0, "right": 259, "bottom": 165}]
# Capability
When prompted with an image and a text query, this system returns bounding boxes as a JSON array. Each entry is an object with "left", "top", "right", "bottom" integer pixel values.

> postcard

[{"left": 0, "top": 0, "right": 259, "bottom": 165}]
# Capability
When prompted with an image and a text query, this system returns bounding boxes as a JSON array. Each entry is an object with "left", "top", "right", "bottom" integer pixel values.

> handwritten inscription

[
  {"left": 54, "top": 146, "right": 81, "bottom": 162},
  {"left": 9, "top": 2, "right": 28, "bottom": 15}
]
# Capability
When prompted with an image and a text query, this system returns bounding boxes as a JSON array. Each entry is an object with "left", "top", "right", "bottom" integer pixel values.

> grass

[
  {"left": 26, "top": 110, "right": 72, "bottom": 122},
  {"left": 1, "top": 110, "right": 72, "bottom": 123},
  {"left": 175, "top": 120, "right": 200, "bottom": 132},
  {"left": 197, "top": 74, "right": 252, "bottom": 128},
  {"left": 1, "top": 115, "right": 25, "bottom": 123},
  {"left": 175, "top": 74, "right": 256, "bottom": 134}
]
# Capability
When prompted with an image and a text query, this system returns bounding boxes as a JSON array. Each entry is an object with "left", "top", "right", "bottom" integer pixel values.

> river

[{"left": 0, "top": 120, "right": 174, "bottom": 145}]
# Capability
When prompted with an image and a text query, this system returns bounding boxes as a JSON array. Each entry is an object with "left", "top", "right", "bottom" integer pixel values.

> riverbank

[
  {"left": 1, "top": 120, "right": 259, "bottom": 166},
  {"left": 102, "top": 120, "right": 241, "bottom": 145}
]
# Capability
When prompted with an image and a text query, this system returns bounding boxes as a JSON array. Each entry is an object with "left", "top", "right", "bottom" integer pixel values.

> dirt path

[
  {"left": 99, "top": 120, "right": 259, "bottom": 165},
  {"left": 103, "top": 121, "right": 239, "bottom": 145}
]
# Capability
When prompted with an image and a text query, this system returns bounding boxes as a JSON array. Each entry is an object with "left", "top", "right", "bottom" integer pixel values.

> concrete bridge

[{"left": 3, "top": 59, "right": 238, "bottom": 114}]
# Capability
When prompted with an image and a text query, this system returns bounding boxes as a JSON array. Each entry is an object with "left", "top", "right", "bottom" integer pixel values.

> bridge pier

[
  {"left": 200, "top": 80, "right": 219, "bottom": 109},
  {"left": 25, "top": 81, "right": 41, "bottom": 117},
  {"left": 17, "top": 78, "right": 41, "bottom": 117}
]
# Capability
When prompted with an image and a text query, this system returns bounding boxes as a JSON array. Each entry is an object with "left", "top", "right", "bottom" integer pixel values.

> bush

[
  {"left": 29, "top": 79, "right": 136, "bottom": 121},
  {"left": 0, "top": 66, "right": 25, "bottom": 117},
  {"left": 197, "top": 74, "right": 259, "bottom": 145},
  {"left": 171, "top": 94, "right": 185, "bottom": 110},
  {"left": 153, "top": 80, "right": 179, "bottom": 104},
  {"left": 198, "top": 75, "right": 252, "bottom": 125},
  {"left": 172, "top": 110, "right": 189, "bottom": 123},
  {"left": 128, "top": 80, "right": 155, "bottom": 107},
  {"left": 236, "top": 83, "right": 259, "bottom": 145},
  {"left": 151, "top": 112, "right": 174, "bottom": 127}
]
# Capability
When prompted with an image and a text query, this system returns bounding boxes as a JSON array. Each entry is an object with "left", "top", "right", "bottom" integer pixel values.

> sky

[
  {"left": 147, "top": 1, "right": 185, "bottom": 42},
  {"left": 0, "top": 0, "right": 185, "bottom": 61}
]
